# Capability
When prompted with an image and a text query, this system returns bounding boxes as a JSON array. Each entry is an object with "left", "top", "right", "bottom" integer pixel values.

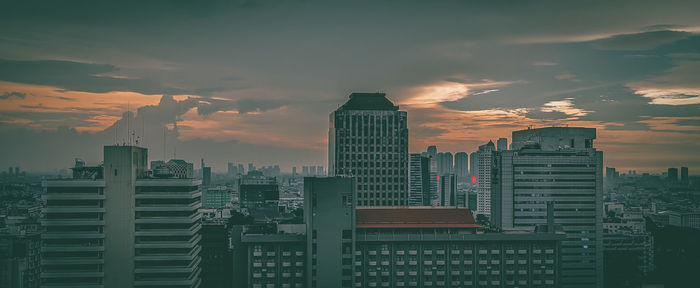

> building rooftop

[
  {"left": 356, "top": 206, "right": 481, "bottom": 228},
  {"left": 337, "top": 92, "right": 399, "bottom": 111}
]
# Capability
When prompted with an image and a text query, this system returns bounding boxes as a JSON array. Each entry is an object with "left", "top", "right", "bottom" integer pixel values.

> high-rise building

[
  {"left": 492, "top": 127, "right": 603, "bottom": 288},
  {"left": 292, "top": 166, "right": 297, "bottom": 176},
  {"left": 202, "top": 166, "right": 212, "bottom": 186},
  {"left": 304, "top": 176, "right": 356, "bottom": 288},
  {"left": 408, "top": 154, "right": 431, "bottom": 206},
  {"left": 668, "top": 167, "right": 678, "bottom": 183},
  {"left": 497, "top": 137, "right": 508, "bottom": 151},
  {"left": 328, "top": 92, "right": 409, "bottom": 206},
  {"left": 41, "top": 145, "right": 202, "bottom": 288},
  {"left": 476, "top": 141, "right": 495, "bottom": 216},
  {"left": 680, "top": 167, "right": 689, "bottom": 185},
  {"left": 469, "top": 151, "right": 478, "bottom": 177},
  {"left": 437, "top": 173, "right": 457, "bottom": 206},
  {"left": 454, "top": 152, "right": 468, "bottom": 182}
]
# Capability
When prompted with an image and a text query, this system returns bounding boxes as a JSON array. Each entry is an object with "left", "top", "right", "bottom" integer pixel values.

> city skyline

[{"left": 2, "top": 1, "right": 700, "bottom": 173}]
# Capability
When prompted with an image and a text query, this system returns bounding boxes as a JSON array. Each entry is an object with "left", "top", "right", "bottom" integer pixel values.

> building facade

[
  {"left": 454, "top": 152, "right": 468, "bottom": 183},
  {"left": 328, "top": 93, "right": 409, "bottom": 206},
  {"left": 476, "top": 141, "right": 495, "bottom": 216},
  {"left": 492, "top": 127, "right": 603, "bottom": 288},
  {"left": 409, "top": 154, "right": 432, "bottom": 206},
  {"left": 41, "top": 146, "right": 202, "bottom": 288}
]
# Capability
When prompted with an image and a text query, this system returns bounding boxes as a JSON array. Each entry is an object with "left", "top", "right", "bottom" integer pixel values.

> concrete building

[
  {"left": 497, "top": 137, "right": 508, "bottom": 151},
  {"left": 239, "top": 171, "right": 279, "bottom": 211},
  {"left": 203, "top": 186, "right": 230, "bottom": 208},
  {"left": 437, "top": 152, "right": 454, "bottom": 175},
  {"left": 476, "top": 141, "right": 495, "bottom": 216},
  {"left": 409, "top": 154, "right": 431, "bottom": 206},
  {"left": 304, "top": 176, "right": 356, "bottom": 288},
  {"left": 491, "top": 127, "right": 603, "bottom": 288},
  {"left": 667, "top": 167, "right": 678, "bottom": 183},
  {"left": 681, "top": 166, "right": 689, "bottom": 185},
  {"left": 41, "top": 145, "right": 202, "bottom": 288},
  {"left": 0, "top": 232, "right": 40, "bottom": 288},
  {"left": 454, "top": 152, "right": 468, "bottom": 183},
  {"left": 437, "top": 174, "right": 457, "bottom": 207},
  {"left": 231, "top": 203, "right": 565, "bottom": 288},
  {"left": 328, "top": 92, "right": 409, "bottom": 206}
]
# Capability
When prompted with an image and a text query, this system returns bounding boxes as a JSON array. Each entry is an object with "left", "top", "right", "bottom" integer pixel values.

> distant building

[
  {"left": 437, "top": 152, "right": 454, "bottom": 175},
  {"left": 454, "top": 152, "right": 468, "bottom": 183},
  {"left": 41, "top": 146, "right": 202, "bottom": 288},
  {"left": 469, "top": 151, "right": 478, "bottom": 177},
  {"left": 203, "top": 166, "right": 212, "bottom": 186},
  {"left": 668, "top": 167, "right": 678, "bottom": 183},
  {"left": 497, "top": 137, "right": 508, "bottom": 151},
  {"left": 204, "top": 186, "right": 230, "bottom": 208},
  {"left": 239, "top": 171, "right": 279, "bottom": 212},
  {"left": 476, "top": 141, "right": 495, "bottom": 216},
  {"left": 437, "top": 173, "right": 457, "bottom": 206},
  {"left": 328, "top": 92, "right": 409, "bottom": 206},
  {"left": 408, "top": 154, "right": 431, "bottom": 206},
  {"left": 681, "top": 166, "right": 689, "bottom": 185}
]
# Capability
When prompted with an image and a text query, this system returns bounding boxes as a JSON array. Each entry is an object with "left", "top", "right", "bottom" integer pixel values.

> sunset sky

[{"left": 1, "top": 0, "right": 699, "bottom": 173}]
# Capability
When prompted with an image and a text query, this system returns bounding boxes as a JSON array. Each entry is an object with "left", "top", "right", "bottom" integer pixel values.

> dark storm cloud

[
  {"left": 0, "top": 91, "right": 26, "bottom": 99},
  {"left": 591, "top": 30, "right": 692, "bottom": 51},
  {"left": 0, "top": 59, "right": 220, "bottom": 96}
]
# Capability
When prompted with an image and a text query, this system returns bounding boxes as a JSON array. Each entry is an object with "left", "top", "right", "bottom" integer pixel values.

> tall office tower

[
  {"left": 497, "top": 137, "right": 508, "bottom": 151},
  {"left": 317, "top": 166, "right": 324, "bottom": 176},
  {"left": 476, "top": 141, "right": 495, "bottom": 216},
  {"left": 202, "top": 166, "right": 211, "bottom": 186},
  {"left": 302, "top": 166, "right": 309, "bottom": 176},
  {"left": 292, "top": 166, "right": 297, "bottom": 176},
  {"left": 492, "top": 127, "right": 603, "bottom": 288},
  {"left": 667, "top": 168, "right": 678, "bottom": 183},
  {"left": 681, "top": 166, "right": 689, "bottom": 185},
  {"left": 304, "top": 177, "right": 356, "bottom": 288},
  {"left": 436, "top": 152, "right": 454, "bottom": 175},
  {"left": 605, "top": 167, "right": 616, "bottom": 180},
  {"left": 238, "top": 164, "right": 245, "bottom": 175},
  {"left": 469, "top": 151, "right": 478, "bottom": 177},
  {"left": 437, "top": 173, "right": 457, "bottom": 206},
  {"left": 248, "top": 163, "right": 255, "bottom": 172},
  {"left": 41, "top": 146, "right": 202, "bottom": 288},
  {"left": 227, "top": 162, "right": 235, "bottom": 177},
  {"left": 408, "top": 154, "right": 431, "bottom": 206},
  {"left": 328, "top": 92, "right": 409, "bottom": 206},
  {"left": 454, "top": 152, "right": 468, "bottom": 182},
  {"left": 426, "top": 145, "right": 437, "bottom": 158}
]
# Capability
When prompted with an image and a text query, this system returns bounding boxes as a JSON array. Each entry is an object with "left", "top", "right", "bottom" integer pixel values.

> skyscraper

[
  {"left": 668, "top": 167, "right": 678, "bottom": 183},
  {"left": 497, "top": 137, "right": 508, "bottom": 151},
  {"left": 681, "top": 166, "right": 689, "bottom": 185},
  {"left": 454, "top": 152, "right": 468, "bottom": 182},
  {"left": 469, "top": 151, "right": 478, "bottom": 177},
  {"left": 476, "top": 141, "right": 495, "bottom": 216},
  {"left": 492, "top": 127, "right": 603, "bottom": 288},
  {"left": 328, "top": 93, "right": 409, "bottom": 206},
  {"left": 408, "top": 153, "right": 431, "bottom": 206},
  {"left": 41, "top": 146, "right": 202, "bottom": 288},
  {"left": 437, "top": 173, "right": 457, "bottom": 206}
]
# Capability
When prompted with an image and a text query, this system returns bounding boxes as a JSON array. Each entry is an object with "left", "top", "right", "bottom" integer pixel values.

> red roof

[{"left": 356, "top": 207, "right": 481, "bottom": 228}]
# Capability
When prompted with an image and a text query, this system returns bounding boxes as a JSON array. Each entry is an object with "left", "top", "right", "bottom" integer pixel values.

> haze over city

[{"left": 1, "top": 0, "right": 699, "bottom": 173}]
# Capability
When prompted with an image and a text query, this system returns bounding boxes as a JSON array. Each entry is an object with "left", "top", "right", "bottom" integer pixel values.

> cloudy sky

[{"left": 1, "top": 0, "right": 699, "bottom": 173}]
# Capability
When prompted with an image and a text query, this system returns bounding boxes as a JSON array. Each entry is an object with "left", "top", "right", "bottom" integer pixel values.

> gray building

[
  {"left": 409, "top": 154, "right": 431, "bottom": 206},
  {"left": 304, "top": 176, "right": 356, "bottom": 288},
  {"left": 454, "top": 152, "right": 468, "bottom": 183},
  {"left": 680, "top": 166, "right": 689, "bottom": 185},
  {"left": 41, "top": 146, "right": 202, "bottom": 288},
  {"left": 0, "top": 232, "right": 40, "bottom": 288},
  {"left": 476, "top": 141, "right": 495, "bottom": 216},
  {"left": 497, "top": 137, "right": 508, "bottom": 151},
  {"left": 667, "top": 168, "right": 678, "bottom": 183},
  {"left": 437, "top": 174, "right": 457, "bottom": 207},
  {"left": 469, "top": 152, "right": 478, "bottom": 177},
  {"left": 492, "top": 127, "right": 603, "bottom": 288},
  {"left": 328, "top": 93, "right": 409, "bottom": 206}
]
